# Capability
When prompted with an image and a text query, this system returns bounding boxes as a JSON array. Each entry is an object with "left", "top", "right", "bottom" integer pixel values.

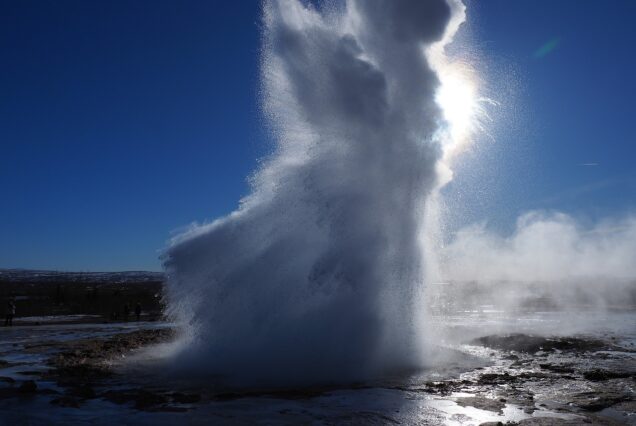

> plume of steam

[
  {"left": 441, "top": 211, "right": 636, "bottom": 310},
  {"left": 164, "top": 0, "right": 465, "bottom": 386}
]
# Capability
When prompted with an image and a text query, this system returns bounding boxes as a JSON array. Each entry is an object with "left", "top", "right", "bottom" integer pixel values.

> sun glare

[
  {"left": 429, "top": 58, "right": 496, "bottom": 186},
  {"left": 435, "top": 67, "right": 480, "bottom": 154}
]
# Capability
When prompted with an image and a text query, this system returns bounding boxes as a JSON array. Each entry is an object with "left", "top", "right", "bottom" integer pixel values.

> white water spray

[{"left": 164, "top": 0, "right": 480, "bottom": 386}]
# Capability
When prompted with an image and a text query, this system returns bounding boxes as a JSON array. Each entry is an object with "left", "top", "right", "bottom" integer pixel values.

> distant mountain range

[{"left": 0, "top": 269, "right": 164, "bottom": 284}]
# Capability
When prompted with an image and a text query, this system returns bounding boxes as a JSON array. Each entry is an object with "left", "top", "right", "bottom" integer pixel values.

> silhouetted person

[
  {"left": 4, "top": 300, "right": 16, "bottom": 326},
  {"left": 135, "top": 302, "right": 141, "bottom": 321},
  {"left": 123, "top": 303, "right": 130, "bottom": 321}
]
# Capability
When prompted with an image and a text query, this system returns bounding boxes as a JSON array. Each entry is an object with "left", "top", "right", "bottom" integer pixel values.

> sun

[
  {"left": 429, "top": 58, "right": 495, "bottom": 186},
  {"left": 435, "top": 66, "right": 480, "bottom": 157}
]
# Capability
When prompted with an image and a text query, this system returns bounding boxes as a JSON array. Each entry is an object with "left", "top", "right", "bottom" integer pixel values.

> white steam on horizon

[
  {"left": 443, "top": 211, "right": 636, "bottom": 283},
  {"left": 438, "top": 211, "right": 636, "bottom": 314}
]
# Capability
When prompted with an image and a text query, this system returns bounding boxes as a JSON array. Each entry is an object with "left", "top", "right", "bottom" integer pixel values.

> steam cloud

[
  {"left": 441, "top": 212, "right": 636, "bottom": 310},
  {"left": 444, "top": 211, "right": 636, "bottom": 282},
  {"left": 164, "top": 0, "right": 465, "bottom": 385}
]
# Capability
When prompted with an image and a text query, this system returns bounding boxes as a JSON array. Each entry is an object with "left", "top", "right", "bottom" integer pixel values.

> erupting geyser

[{"left": 164, "top": 0, "right": 477, "bottom": 385}]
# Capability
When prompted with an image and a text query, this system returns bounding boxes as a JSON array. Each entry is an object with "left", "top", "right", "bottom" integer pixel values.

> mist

[{"left": 440, "top": 211, "right": 636, "bottom": 312}]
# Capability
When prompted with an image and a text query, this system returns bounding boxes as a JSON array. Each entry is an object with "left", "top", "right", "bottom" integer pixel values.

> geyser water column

[{"left": 164, "top": 0, "right": 468, "bottom": 385}]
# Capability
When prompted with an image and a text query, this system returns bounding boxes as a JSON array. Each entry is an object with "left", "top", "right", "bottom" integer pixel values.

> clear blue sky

[
  {"left": 2, "top": 1, "right": 635, "bottom": 271},
  {"left": 445, "top": 0, "right": 636, "bottom": 235}
]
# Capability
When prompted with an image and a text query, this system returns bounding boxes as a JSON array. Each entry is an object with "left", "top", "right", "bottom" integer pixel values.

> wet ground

[{"left": 0, "top": 311, "right": 634, "bottom": 425}]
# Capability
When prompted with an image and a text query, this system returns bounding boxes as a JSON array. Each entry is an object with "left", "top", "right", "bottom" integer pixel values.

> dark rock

[
  {"left": 45, "top": 328, "right": 174, "bottom": 391},
  {"left": 511, "top": 359, "right": 532, "bottom": 367},
  {"left": 515, "top": 372, "right": 550, "bottom": 380},
  {"left": 0, "top": 388, "right": 18, "bottom": 399},
  {"left": 101, "top": 388, "right": 169, "bottom": 410},
  {"left": 472, "top": 334, "right": 609, "bottom": 353},
  {"left": 569, "top": 390, "right": 631, "bottom": 411},
  {"left": 170, "top": 392, "right": 201, "bottom": 404},
  {"left": 538, "top": 363, "right": 575, "bottom": 374},
  {"left": 423, "top": 381, "right": 459, "bottom": 395},
  {"left": 0, "top": 376, "right": 15, "bottom": 384},
  {"left": 134, "top": 390, "right": 169, "bottom": 410},
  {"left": 67, "top": 384, "right": 96, "bottom": 399},
  {"left": 17, "top": 371, "right": 41, "bottom": 376},
  {"left": 101, "top": 389, "right": 134, "bottom": 405},
  {"left": 583, "top": 369, "right": 632, "bottom": 381},
  {"left": 155, "top": 405, "right": 188, "bottom": 412},
  {"left": 477, "top": 372, "right": 515, "bottom": 385},
  {"left": 213, "top": 392, "right": 246, "bottom": 401},
  {"left": 18, "top": 380, "right": 37, "bottom": 393},
  {"left": 50, "top": 396, "right": 81, "bottom": 408}
]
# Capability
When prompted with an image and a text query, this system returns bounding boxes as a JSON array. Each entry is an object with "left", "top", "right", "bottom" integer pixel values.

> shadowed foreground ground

[
  {"left": 0, "top": 271, "right": 634, "bottom": 424},
  {"left": 0, "top": 320, "right": 634, "bottom": 425}
]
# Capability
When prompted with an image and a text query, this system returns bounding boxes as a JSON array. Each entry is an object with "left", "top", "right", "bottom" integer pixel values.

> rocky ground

[
  {"left": 420, "top": 333, "right": 636, "bottom": 424},
  {"left": 0, "top": 326, "right": 634, "bottom": 425}
]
